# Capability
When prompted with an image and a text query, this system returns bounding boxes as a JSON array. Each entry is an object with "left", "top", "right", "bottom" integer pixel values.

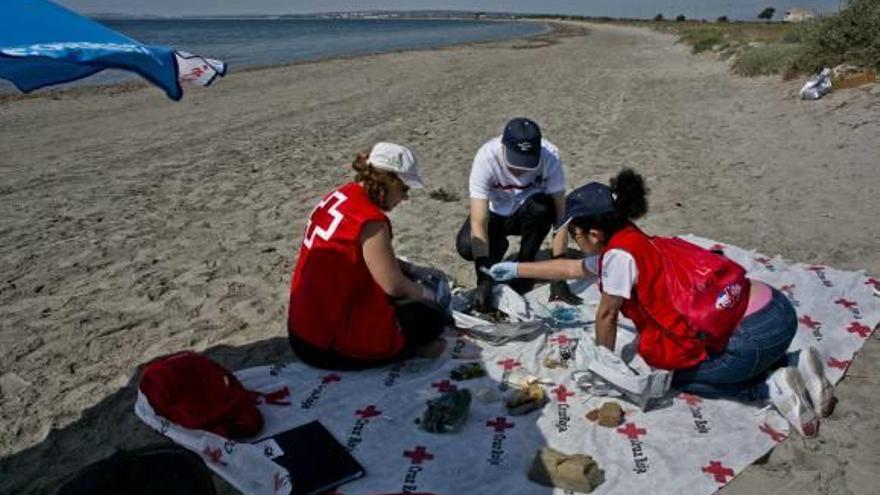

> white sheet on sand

[{"left": 135, "top": 236, "right": 880, "bottom": 495}]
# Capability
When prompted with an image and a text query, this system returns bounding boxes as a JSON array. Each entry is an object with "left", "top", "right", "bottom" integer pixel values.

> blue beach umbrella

[{"left": 0, "top": 0, "right": 226, "bottom": 100}]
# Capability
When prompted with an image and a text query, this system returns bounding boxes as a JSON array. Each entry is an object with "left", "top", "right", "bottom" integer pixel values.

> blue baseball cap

[
  {"left": 557, "top": 182, "right": 615, "bottom": 228},
  {"left": 501, "top": 117, "right": 542, "bottom": 169}
]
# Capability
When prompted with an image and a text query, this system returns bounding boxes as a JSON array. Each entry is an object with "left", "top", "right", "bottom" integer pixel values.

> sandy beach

[{"left": 1, "top": 21, "right": 879, "bottom": 494}]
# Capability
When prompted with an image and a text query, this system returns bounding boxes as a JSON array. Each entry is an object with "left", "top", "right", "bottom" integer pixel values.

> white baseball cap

[{"left": 367, "top": 142, "right": 424, "bottom": 189}]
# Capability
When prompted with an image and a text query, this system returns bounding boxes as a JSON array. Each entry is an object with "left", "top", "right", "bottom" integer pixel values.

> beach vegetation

[
  {"left": 717, "top": 16, "right": 730, "bottom": 23},
  {"left": 732, "top": 43, "right": 804, "bottom": 76},
  {"left": 675, "top": 14, "right": 687, "bottom": 22},
  {"left": 651, "top": 0, "right": 879, "bottom": 78},
  {"left": 654, "top": 13, "right": 664, "bottom": 22},
  {"left": 789, "top": 0, "right": 880, "bottom": 74}
]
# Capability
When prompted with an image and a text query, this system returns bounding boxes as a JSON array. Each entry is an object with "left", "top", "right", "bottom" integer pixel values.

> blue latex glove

[{"left": 487, "top": 261, "right": 519, "bottom": 281}]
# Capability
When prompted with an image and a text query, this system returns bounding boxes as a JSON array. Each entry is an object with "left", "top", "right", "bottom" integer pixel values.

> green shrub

[
  {"left": 732, "top": 43, "right": 804, "bottom": 76},
  {"left": 680, "top": 28, "right": 726, "bottom": 53},
  {"left": 792, "top": 0, "right": 880, "bottom": 72}
]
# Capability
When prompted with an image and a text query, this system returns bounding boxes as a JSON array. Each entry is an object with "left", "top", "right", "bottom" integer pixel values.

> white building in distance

[{"left": 784, "top": 7, "right": 818, "bottom": 22}]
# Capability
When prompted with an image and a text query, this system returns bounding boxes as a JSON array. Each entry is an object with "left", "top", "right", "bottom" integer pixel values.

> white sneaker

[
  {"left": 798, "top": 347, "right": 837, "bottom": 417},
  {"left": 769, "top": 366, "right": 819, "bottom": 438}
]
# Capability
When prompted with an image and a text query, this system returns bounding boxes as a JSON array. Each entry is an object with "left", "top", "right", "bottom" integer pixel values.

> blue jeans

[{"left": 672, "top": 288, "right": 798, "bottom": 401}]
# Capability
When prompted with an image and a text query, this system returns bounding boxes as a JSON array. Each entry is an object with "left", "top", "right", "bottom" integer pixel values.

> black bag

[{"left": 57, "top": 444, "right": 216, "bottom": 495}]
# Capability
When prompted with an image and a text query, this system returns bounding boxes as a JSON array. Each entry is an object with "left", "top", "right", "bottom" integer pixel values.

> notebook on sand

[{"left": 255, "top": 421, "right": 366, "bottom": 495}]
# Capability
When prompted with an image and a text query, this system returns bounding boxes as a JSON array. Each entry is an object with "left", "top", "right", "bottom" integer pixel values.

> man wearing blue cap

[{"left": 455, "top": 117, "right": 580, "bottom": 311}]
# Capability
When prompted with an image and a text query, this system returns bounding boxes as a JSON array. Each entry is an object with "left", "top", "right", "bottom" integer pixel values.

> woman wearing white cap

[{"left": 287, "top": 143, "right": 447, "bottom": 369}]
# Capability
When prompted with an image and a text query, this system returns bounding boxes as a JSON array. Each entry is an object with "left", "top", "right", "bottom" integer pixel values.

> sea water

[{"left": 1, "top": 18, "right": 549, "bottom": 91}]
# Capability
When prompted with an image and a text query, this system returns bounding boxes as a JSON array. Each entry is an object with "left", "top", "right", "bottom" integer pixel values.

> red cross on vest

[
  {"left": 321, "top": 374, "right": 341, "bottom": 384},
  {"left": 431, "top": 380, "right": 458, "bottom": 393},
  {"left": 356, "top": 405, "right": 382, "bottom": 419},
  {"left": 551, "top": 385, "right": 575, "bottom": 403},
  {"left": 497, "top": 358, "right": 521, "bottom": 371},
  {"left": 866, "top": 278, "right": 880, "bottom": 290},
  {"left": 616, "top": 422, "right": 647, "bottom": 440},
  {"left": 486, "top": 417, "right": 515, "bottom": 432},
  {"left": 404, "top": 446, "right": 434, "bottom": 465},
  {"left": 702, "top": 460, "right": 735, "bottom": 484},
  {"left": 847, "top": 322, "right": 871, "bottom": 338},
  {"left": 550, "top": 335, "right": 570, "bottom": 346},
  {"left": 758, "top": 423, "right": 787, "bottom": 443}
]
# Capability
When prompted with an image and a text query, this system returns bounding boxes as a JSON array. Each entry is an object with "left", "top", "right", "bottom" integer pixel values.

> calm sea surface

[
  {"left": 1, "top": 18, "right": 549, "bottom": 91},
  {"left": 107, "top": 18, "right": 549, "bottom": 68}
]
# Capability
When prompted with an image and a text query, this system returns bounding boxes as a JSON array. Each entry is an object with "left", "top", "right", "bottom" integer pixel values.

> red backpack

[
  {"left": 139, "top": 352, "right": 264, "bottom": 439},
  {"left": 652, "top": 237, "right": 750, "bottom": 352}
]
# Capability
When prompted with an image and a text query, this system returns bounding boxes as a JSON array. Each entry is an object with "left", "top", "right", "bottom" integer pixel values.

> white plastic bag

[
  {"left": 573, "top": 339, "right": 673, "bottom": 410},
  {"left": 799, "top": 67, "right": 832, "bottom": 100}
]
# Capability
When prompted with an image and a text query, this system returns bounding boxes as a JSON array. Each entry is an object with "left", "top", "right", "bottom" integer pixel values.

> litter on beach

[{"left": 799, "top": 67, "right": 833, "bottom": 100}]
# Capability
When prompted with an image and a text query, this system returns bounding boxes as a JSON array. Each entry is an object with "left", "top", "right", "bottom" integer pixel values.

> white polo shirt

[{"left": 468, "top": 136, "right": 566, "bottom": 217}]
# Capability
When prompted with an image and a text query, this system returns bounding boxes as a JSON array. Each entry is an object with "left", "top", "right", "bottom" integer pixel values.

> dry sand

[{"left": 1, "top": 21, "right": 879, "bottom": 494}]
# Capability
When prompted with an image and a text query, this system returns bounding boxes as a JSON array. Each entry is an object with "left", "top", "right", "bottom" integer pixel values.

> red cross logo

[
  {"left": 403, "top": 446, "right": 434, "bottom": 465},
  {"left": 847, "top": 322, "right": 871, "bottom": 338},
  {"left": 551, "top": 385, "right": 575, "bottom": 403},
  {"left": 799, "top": 315, "right": 821, "bottom": 330},
  {"left": 356, "top": 405, "right": 382, "bottom": 419},
  {"left": 827, "top": 357, "right": 851, "bottom": 370},
  {"left": 486, "top": 417, "right": 515, "bottom": 432},
  {"left": 202, "top": 446, "right": 227, "bottom": 466},
  {"left": 304, "top": 191, "right": 347, "bottom": 249},
  {"left": 755, "top": 256, "right": 771, "bottom": 265},
  {"left": 866, "top": 278, "right": 880, "bottom": 290},
  {"left": 259, "top": 386, "right": 291, "bottom": 406},
  {"left": 616, "top": 422, "right": 647, "bottom": 440},
  {"left": 678, "top": 392, "right": 703, "bottom": 407},
  {"left": 835, "top": 298, "right": 858, "bottom": 309},
  {"left": 702, "top": 460, "right": 735, "bottom": 484},
  {"left": 321, "top": 374, "right": 341, "bottom": 384},
  {"left": 807, "top": 265, "right": 826, "bottom": 272},
  {"left": 431, "top": 380, "right": 458, "bottom": 393},
  {"left": 550, "top": 335, "right": 571, "bottom": 346},
  {"left": 497, "top": 358, "right": 521, "bottom": 371},
  {"left": 758, "top": 423, "right": 787, "bottom": 443}
]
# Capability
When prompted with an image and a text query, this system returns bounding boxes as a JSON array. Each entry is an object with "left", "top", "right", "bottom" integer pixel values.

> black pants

[
  {"left": 455, "top": 193, "right": 556, "bottom": 264},
  {"left": 289, "top": 300, "right": 447, "bottom": 371}
]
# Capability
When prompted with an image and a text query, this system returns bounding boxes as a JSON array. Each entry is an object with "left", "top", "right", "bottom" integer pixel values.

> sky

[{"left": 56, "top": 0, "right": 843, "bottom": 20}]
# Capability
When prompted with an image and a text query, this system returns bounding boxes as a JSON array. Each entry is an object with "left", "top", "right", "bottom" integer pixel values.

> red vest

[
  {"left": 288, "top": 182, "right": 404, "bottom": 360},
  {"left": 599, "top": 225, "right": 707, "bottom": 370}
]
